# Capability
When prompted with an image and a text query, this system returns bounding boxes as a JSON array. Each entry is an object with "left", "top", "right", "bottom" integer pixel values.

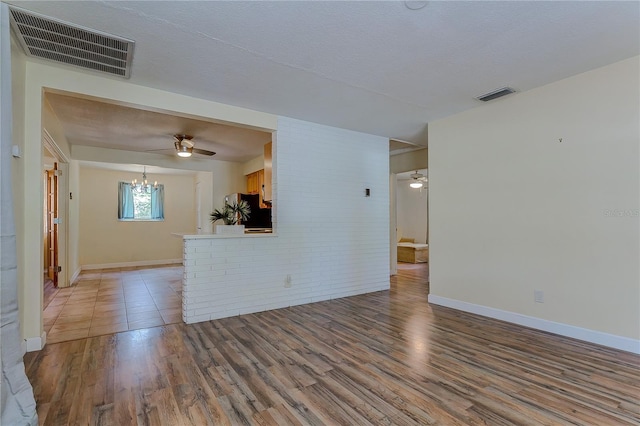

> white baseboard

[
  {"left": 81, "top": 258, "right": 182, "bottom": 270},
  {"left": 428, "top": 295, "right": 640, "bottom": 355},
  {"left": 24, "top": 332, "right": 46, "bottom": 352},
  {"left": 70, "top": 267, "right": 81, "bottom": 284}
]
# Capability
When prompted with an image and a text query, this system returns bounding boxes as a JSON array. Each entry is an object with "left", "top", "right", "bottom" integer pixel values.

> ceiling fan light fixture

[
  {"left": 177, "top": 146, "right": 192, "bottom": 157},
  {"left": 174, "top": 135, "right": 194, "bottom": 157},
  {"left": 410, "top": 181, "right": 423, "bottom": 188}
]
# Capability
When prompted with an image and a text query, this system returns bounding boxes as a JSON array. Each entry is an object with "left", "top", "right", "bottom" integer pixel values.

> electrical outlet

[
  {"left": 284, "top": 274, "right": 292, "bottom": 288},
  {"left": 534, "top": 290, "right": 544, "bottom": 303}
]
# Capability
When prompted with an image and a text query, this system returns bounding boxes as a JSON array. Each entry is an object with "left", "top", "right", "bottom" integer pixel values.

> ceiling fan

[
  {"left": 409, "top": 171, "right": 427, "bottom": 188},
  {"left": 173, "top": 134, "right": 216, "bottom": 157}
]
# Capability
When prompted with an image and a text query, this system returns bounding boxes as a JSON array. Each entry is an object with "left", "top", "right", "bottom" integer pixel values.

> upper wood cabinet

[
  {"left": 263, "top": 142, "right": 272, "bottom": 203},
  {"left": 246, "top": 170, "right": 260, "bottom": 195},
  {"left": 246, "top": 141, "right": 272, "bottom": 209},
  {"left": 246, "top": 169, "right": 268, "bottom": 208}
]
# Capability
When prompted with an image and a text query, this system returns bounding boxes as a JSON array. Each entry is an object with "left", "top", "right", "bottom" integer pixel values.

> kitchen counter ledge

[{"left": 173, "top": 232, "right": 277, "bottom": 239}]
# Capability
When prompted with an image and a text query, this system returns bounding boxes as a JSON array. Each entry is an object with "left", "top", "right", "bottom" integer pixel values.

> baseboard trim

[
  {"left": 70, "top": 267, "right": 81, "bottom": 285},
  {"left": 24, "top": 332, "right": 46, "bottom": 352},
  {"left": 428, "top": 295, "right": 640, "bottom": 355},
  {"left": 81, "top": 258, "right": 182, "bottom": 270}
]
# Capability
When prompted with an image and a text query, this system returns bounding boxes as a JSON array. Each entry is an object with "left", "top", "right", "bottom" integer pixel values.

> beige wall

[
  {"left": 10, "top": 36, "right": 27, "bottom": 338},
  {"left": 397, "top": 183, "right": 428, "bottom": 244},
  {"left": 79, "top": 167, "right": 196, "bottom": 266},
  {"left": 242, "top": 154, "right": 264, "bottom": 176},
  {"left": 429, "top": 57, "right": 639, "bottom": 343},
  {"left": 68, "top": 160, "right": 80, "bottom": 280},
  {"left": 390, "top": 147, "right": 428, "bottom": 174}
]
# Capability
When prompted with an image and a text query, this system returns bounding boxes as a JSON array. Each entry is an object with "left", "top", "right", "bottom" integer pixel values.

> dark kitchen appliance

[{"left": 224, "top": 193, "right": 272, "bottom": 231}]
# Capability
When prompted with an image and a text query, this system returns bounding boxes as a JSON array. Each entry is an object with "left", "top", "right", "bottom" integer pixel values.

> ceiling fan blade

[
  {"left": 145, "top": 148, "right": 174, "bottom": 153},
  {"left": 192, "top": 148, "right": 216, "bottom": 156}
]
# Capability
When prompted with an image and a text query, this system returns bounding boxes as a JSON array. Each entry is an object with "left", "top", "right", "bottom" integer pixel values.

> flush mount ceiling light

[{"left": 404, "top": 1, "right": 428, "bottom": 10}]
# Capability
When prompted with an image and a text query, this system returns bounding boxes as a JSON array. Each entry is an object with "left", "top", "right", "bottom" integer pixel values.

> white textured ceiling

[{"left": 8, "top": 1, "right": 640, "bottom": 156}]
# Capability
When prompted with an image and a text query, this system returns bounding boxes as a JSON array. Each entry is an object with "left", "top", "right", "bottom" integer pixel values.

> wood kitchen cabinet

[
  {"left": 246, "top": 141, "right": 273, "bottom": 209},
  {"left": 246, "top": 169, "right": 268, "bottom": 208},
  {"left": 263, "top": 142, "right": 272, "bottom": 203},
  {"left": 247, "top": 170, "right": 260, "bottom": 194}
]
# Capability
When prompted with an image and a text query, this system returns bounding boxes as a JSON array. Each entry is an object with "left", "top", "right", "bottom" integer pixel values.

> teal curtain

[
  {"left": 151, "top": 184, "right": 164, "bottom": 220},
  {"left": 118, "top": 182, "right": 134, "bottom": 219}
]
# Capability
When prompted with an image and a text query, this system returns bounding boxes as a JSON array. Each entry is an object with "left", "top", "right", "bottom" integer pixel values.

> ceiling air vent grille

[
  {"left": 476, "top": 87, "right": 516, "bottom": 102},
  {"left": 9, "top": 6, "right": 134, "bottom": 78}
]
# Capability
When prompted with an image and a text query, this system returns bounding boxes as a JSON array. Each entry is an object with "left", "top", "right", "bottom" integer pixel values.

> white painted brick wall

[{"left": 183, "top": 117, "right": 390, "bottom": 324}]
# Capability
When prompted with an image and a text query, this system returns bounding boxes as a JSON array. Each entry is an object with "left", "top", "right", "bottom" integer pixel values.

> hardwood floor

[{"left": 25, "top": 264, "right": 639, "bottom": 425}]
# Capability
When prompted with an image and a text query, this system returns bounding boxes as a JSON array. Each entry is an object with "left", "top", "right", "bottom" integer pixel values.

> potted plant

[{"left": 210, "top": 200, "right": 251, "bottom": 234}]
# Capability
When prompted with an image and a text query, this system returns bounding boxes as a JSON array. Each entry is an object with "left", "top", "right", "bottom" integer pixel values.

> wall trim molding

[
  {"left": 81, "top": 258, "right": 182, "bottom": 270},
  {"left": 24, "top": 332, "right": 46, "bottom": 352},
  {"left": 70, "top": 267, "right": 81, "bottom": 285},
  {"left": 428, "top": 295, "right": 640, "bottom": 355}
]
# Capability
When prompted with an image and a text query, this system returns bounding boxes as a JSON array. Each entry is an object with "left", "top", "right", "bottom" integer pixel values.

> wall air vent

[
  {"left": 9, "top": 6, "right": 134, "bottom": 78},
  {"left": 476, "top": 87, "right": 516, "bottom": 102}
]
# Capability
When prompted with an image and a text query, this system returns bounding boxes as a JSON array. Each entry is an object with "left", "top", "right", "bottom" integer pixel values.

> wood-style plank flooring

[{"left": 25, "top": 264, "right": 639, "bottom": 425}]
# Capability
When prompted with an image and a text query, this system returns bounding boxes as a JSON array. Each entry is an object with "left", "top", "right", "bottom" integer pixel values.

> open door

[{"left": 46, "top": 163, "right": 59, "bottom": 287}]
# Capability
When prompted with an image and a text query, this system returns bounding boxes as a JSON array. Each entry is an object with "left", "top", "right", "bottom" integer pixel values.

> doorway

[
  {"left": 392, "top": 169, "right": 429, "bottom": 283},
  {"left": 44, "top": 162, "right": 58, "bottom": 287}
]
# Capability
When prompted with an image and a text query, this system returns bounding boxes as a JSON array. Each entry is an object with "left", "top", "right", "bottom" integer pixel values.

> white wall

[
  {"left": 429, "top": 57, "right": 640, "bottom": 352},
  {"left": 397, "top": 182, "right": 428, "bottom": 244},
  {"left": 78, "top": 167, "right": 196, "bottom": 267},
  {"left": 182, "top": 117, "right": 390, "bottom": 323}
]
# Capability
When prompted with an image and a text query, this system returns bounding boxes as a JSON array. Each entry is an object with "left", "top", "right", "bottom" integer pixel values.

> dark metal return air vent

[
  {"left": 477, "top": 87, "right": 516, "bottom": 102},
  {"left": 9, "top": 6, "right": 134, "bottom": 78}
]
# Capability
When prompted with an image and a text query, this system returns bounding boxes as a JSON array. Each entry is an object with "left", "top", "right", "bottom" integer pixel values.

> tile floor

[{"left": 43, "top": 264, "right": 183, "bottom": 344}]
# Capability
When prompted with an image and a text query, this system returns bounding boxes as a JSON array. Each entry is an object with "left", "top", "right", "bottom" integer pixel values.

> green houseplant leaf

[{"left": 210, "top": 200, "right": 251, "bottom": 225}]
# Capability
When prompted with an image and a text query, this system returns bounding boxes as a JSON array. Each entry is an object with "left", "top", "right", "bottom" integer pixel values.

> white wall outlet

[
  {"left": 534, "top": 290, "right": 544, "bottom": 303},
  {"left": 284, "top": 274, "right": 292, "bottom": 288}
]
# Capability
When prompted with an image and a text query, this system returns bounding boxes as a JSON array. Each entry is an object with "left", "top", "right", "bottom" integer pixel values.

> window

[{"left": 118, "top": 182, "right": 164, "bottom": 220}]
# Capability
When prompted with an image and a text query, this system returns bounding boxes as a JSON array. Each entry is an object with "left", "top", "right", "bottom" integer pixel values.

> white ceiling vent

[{"left": 9, "top": 6, "right": 134, "bottom": 78}]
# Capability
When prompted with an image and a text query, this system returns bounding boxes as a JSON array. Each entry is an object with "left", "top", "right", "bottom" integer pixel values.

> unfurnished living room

[{"left": 1, "top": 1, "right": 639, "bottom": 425}]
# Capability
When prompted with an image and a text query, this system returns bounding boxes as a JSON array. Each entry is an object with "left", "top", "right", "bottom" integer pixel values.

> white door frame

[
  {"left": 389, "top": 172, "right": 397, "bottom": 275},
  {"left": 42, "top": 129, "right": 69, "bottom": 287}
]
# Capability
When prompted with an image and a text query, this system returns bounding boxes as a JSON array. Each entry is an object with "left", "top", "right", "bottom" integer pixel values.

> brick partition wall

[{"left": 182, "top": 117, "right": 390, "bottom": 323}]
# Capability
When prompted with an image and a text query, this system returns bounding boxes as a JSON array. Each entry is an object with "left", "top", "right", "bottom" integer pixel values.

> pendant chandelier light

[{"left": 131, "top": 166, "right": 159, "bottom": 193}]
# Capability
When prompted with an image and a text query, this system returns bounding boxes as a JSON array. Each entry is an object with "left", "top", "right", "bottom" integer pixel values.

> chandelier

[{"left": 131, "top": 167, "right": 159, "bottom": 193}]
